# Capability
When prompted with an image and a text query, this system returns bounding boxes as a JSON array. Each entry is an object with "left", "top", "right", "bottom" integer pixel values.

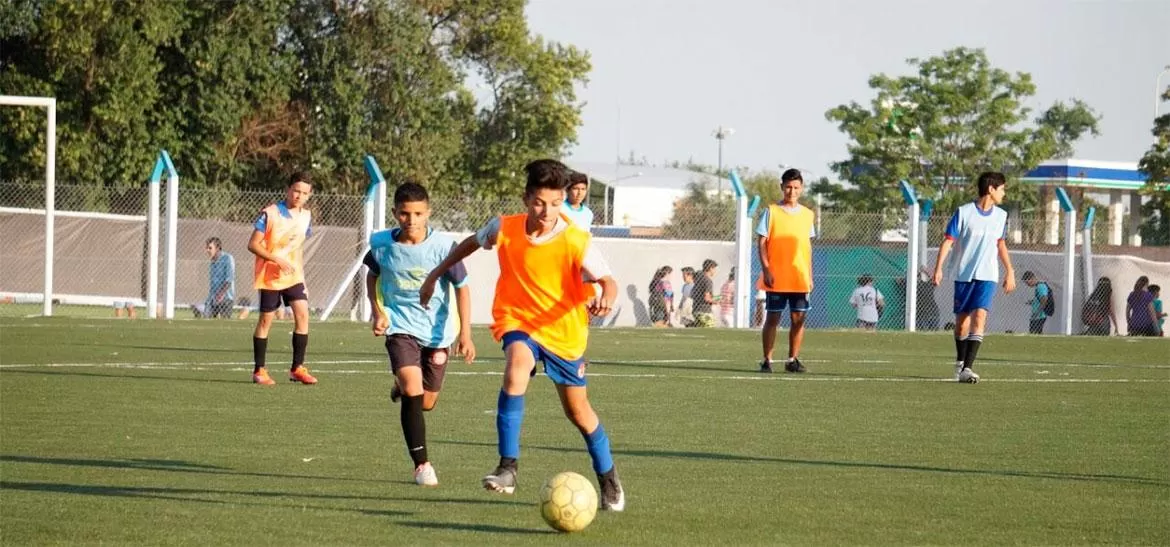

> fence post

[
  {"left": 729, "top": 170, "right": 751, "bottom": 329},
  {"left": 900, "top": 181, "right": 918, "bottom": 332},
  {"left": 1056, "top": 187, "right": 1076, "bottom": 335},
  {"left": 1081, "top": 207, "right": 1096, "bottom": 318},
  {"left": 163, "top": 150, "right": 181, "bottom": 320},
  {"left": 146, "top": 153, "right": 166, "bottom": 318},
  {"left": 360, "top": 155, "right": 385, "bottom": 322}
]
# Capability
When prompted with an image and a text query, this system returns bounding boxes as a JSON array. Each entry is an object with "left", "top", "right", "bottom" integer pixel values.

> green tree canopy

[
  {"left": 822, "top": 47, "right": 1100, "bottom": 213},
  {"left": 0, "top": 0, "right": 590, "bottom": 199},
  {"left": 1137, "top": 85, "right": 1170, "bottom": 245}
]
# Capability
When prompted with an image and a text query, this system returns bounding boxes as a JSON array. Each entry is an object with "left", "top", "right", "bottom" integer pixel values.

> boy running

[
  {"left": 364, "top": 182, "right": 476, "bottom": 486},
  {"left": 420, "top": 159, "right": 625, "bottom": 512},
  {"left": 248, "top": 172, "right": 317, "bottom": 385}
]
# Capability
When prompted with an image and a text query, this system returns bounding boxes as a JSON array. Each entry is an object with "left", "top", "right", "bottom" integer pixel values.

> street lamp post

[
  {"left": 1157, "top": 65, "right": 1170, "bottom": 118},
  {"left": 603, "top": 172, "right": 642, "bottom": 225},
  {"left": 713, "top": 126, "right": 734, "bottom": 196}
]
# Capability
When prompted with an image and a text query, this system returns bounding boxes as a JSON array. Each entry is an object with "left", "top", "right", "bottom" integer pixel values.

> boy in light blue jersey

[
  {"left": 562, "top": 171, "right": 595, "bottom": 227},
  {"left": 363, "top": 182, "right": 475, "bottom": 486},
  {"left": 201, "top": 237, "right": 235, "bottom": 318},
  {"left": 931, "top": 171, "right": 1016, "bottom": 383}
]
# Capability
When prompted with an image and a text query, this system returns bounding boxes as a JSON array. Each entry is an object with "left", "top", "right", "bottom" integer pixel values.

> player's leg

[
  {"left": 784, "top": 294, "right": 809, "bottom": 372},
  {"left": 251, "top": 290, "right": 280, "bottom": 384},
  {"left": 550, "top": 357, "right": 624, "bottom": 512},
  {"left": 420, "top": 347, "right": 449, "bottom": 411},
  {"left": 952, "top": 281, "right": 974, "bottom": 380},
  {"left": 387, "top": 335, "right": 436, "bottom": 486},
  {"left": 760, "top": 292, "right": 785, "bottom": 372},
  {"left": 286, "top": 284, "right": 316, "bottom": 384},
  {"left": 484, "top": 332, "right": 537, "bottom": 494}
]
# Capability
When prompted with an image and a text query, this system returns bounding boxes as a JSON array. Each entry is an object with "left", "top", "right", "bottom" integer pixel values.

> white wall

[{"left": 455, "top": 234, "right": 736, "bottom": 327}]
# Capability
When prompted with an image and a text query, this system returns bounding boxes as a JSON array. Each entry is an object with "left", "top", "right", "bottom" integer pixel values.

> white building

[{"left": 567, "top": 161, "right": 724, "bottom": 228}]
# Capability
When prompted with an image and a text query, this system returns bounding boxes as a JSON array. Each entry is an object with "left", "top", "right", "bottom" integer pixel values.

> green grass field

[{"left": 1, "top": 316, "right": 1167, "bottom": 545}]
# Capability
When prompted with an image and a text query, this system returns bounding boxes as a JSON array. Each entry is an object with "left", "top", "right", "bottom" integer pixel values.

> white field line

[
  {"left": 0, "top": 362, "right": 1166, "bottom": 383},
  {"left": 2, "top": 358, "right": 1165, "bottom": 370}
]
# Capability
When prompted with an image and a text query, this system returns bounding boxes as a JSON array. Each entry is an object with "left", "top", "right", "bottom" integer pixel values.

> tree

[
  {"left": 663, "top": 180, "right": 735, "bottom": 241},
  {"left": 0, "top": 0, "right": 590, "bottom": 200},
  {"left": 0, "top": 0, "right": 184, "bottom": 192},
  {"left": 823, "top": 47, "right": 1100, "bottom": 214},
  {"left": 1137, "top": 85, "right": 1170, "bottom": 245}
]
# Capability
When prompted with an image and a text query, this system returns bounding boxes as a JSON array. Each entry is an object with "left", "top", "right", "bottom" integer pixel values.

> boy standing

[
  {"left": 1150, "top": 284, "right": 1166, "bottom": 336},
  {"left": 931, "top": 171, "right": 1016, "bottom": 383},
  {"left": 690, "top": 259, "right": 717, "bottom": 328},
  {"left": 201, "top": 237, "right": 235, "bottom": 319},
  {"left": 562, "top": 172, "right": 594, "bottom": 227},
  {"left": 247, "top": 172, "right": 317, "bottom": 385},
  {"left": 849, "top": 274, "right": 884, "bottom": 331},
  {"left": 757, "top": 169, "right": 814, "bottom": 373},
  {"left": 420, "top": 159, "right": 625, "bottom": 512},
  {"left": 364, "top": 182, "right": 476, "bottom": 486},
  {"left": 1021, "top": 271, "right": 1051, "bottom": 334}
]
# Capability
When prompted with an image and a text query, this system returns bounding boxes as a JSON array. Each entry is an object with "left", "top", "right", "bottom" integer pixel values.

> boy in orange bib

[
  {"left": 420, "top": 159, "right": 625, "bottom": 512},
  {"left": 247, "top": 172, "right": 317, "bottom": 386}
]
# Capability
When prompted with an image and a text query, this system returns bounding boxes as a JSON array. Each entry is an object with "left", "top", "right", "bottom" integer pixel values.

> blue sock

[
  {"left": 582, "top": 424, "right": 615, "bottom": 475},
  {"left": 496, "top": 390, "right": 525, "bottom": 459}
]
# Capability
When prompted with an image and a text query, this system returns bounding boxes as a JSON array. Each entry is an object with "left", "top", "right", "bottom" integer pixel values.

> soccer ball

[{"left": 539, "top": 471, "right": 598, "bottom": 533}]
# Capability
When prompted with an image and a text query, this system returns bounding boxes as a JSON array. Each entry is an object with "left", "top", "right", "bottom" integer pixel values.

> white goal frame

[{"left": 1, "top": 95, "right": 58, "bottom": 316}]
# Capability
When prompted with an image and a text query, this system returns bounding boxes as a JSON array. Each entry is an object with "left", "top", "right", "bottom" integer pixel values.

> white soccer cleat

[
  {"left": 958, "top": 368, "right": 980, "bottom": 384},
  {"left": 414, "top": 462, "right": 439, "bottom": 487}
]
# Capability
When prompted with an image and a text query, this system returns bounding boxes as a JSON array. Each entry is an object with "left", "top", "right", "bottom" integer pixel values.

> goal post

[{"left": 0, "top": 95, "right": 57, "bottom": 316}]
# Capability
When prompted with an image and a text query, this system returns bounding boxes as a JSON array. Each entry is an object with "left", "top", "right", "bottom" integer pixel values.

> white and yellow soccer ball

[{"left": 539, "top": 471, "right": 598, "bottom": 532}]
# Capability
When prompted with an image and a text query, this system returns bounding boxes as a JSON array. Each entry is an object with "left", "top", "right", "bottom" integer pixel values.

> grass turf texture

[{"left": 1, "top": 317, "right": 1167, "bottom": 545}]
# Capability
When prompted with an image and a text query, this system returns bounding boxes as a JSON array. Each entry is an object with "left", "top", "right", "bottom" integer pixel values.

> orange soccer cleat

[{"left": 289, "top": 365, "right": 318, "bottom": 385}]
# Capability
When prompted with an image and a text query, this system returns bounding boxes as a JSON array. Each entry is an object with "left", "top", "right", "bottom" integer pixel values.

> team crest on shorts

[{"left": 576, "top": 360, "right": 587, "bottom": 378}]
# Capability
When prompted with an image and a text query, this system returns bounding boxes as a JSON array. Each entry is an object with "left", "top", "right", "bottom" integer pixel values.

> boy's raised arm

[{"left": 420, "top": 235, "right": 481, "bottom": 308}]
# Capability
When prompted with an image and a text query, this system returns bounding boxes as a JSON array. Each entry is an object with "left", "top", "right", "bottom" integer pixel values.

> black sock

[
  {"left": 499, "top": 456, "right": 518, "bottom": 471},
  {"left": 955, "top": 336, "right": 963, "bottom": 362},
  {"left": 253, "top": 337, "right": 267, "bottom": 373},
  {"left": 963, "top": 334, "right": 983, "bottom": 369},
  {"left": 401, "top": 395, "right": 428, "bottom": 467},
  {"left": 291, "top": 333, "right": 308, "bottom": 369}
]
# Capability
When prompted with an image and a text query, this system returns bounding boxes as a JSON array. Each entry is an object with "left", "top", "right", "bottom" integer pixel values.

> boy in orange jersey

[
  {"left": 757, "top": 168, "right": 815, "bottom": 374},
  {"left": 419, "top": 159, "right": 625, "bottom": 512},
  {"left": 247, "top": 172, "right": 317, "bottom": 386}
]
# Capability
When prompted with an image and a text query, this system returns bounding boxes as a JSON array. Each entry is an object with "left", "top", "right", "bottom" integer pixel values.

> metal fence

[{"left": 2, "top": 181, "right": 1165, "bottom": 335}]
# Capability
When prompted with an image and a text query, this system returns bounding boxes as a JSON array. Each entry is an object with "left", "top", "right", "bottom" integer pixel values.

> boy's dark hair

[
  {"left": 858, "top": 274, "right": 873, "bottom": 285},
  {"left": 976, "top": 171, "right": 1006, "bottom": 196},
  {"left": 1022, "top": 270, "right": 1036, "bottom": 281},
  {"left": 524, "top": 159, "right": 570, "bottom": 195},
  {"left": 1149, "top": 284, "right": 1161, "bottom": 294},
  {"left": 681, "top": 267, "right": 695, "bottom": 276},
  {"left": 393, "top": 181, "right": 429, "bottom": 206},
  {"left": 288, "top": 171, "right": 312, "bottom": 187},
  {"left": 206, "top": 237, "right": 222, "bottom": 250},
  {"left": 781, "top": 168, "right": 803, "bottom": 184},
  {"left": 702, "top": 259, "right": 718, "bottom": 272},
  {"left": 567, "top": 171, "right": 589, "bottom": 188}
]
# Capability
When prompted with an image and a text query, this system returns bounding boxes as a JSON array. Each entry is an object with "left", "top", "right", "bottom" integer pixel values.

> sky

[{"left": 525, "top": 0, "right": 1170, "bottom": 180}]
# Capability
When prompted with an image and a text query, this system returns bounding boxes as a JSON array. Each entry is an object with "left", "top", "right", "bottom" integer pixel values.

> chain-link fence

[{"left": 3, "top": 181, "right": 1167, "bottom": 334}]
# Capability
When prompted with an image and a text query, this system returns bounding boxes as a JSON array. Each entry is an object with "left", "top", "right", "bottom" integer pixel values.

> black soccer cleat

[
  {"left": 598, "top": 469, "right": 625, "bottom": 512},
  {"left": 784, "top": 358, "right": 807, "bottom": 373},
  {"left": 759, "top": 360, "right": 773, "bottom": 373}
]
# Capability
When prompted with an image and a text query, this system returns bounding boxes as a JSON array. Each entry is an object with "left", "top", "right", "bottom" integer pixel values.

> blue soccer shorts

[
  {"left": 501, "top": 331, "right": 587, "bottom": 387},
  {"left": 765, "top": 291, "right": 810, "bottom": 314},
  {"left": 953, "top": 280, "right": 997, "bottom": 314}
]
